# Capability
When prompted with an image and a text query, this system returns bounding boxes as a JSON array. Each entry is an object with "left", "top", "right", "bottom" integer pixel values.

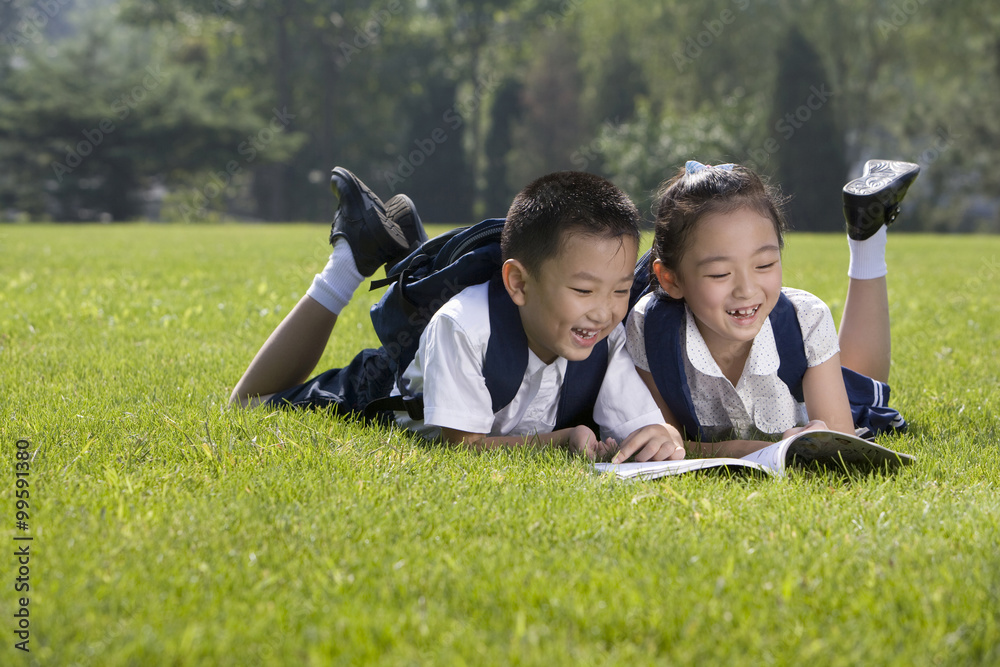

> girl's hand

[{"left": 781, "top": 420, "right": 828, "bottom": 439}]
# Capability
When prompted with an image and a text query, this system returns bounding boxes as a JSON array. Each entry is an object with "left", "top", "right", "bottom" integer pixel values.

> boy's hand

[
  {"left": 612, "top": 424, "right": 686, "bottom": 464},
  {"left": 566, "top": 425, "right": 618, "bottom": 461}
]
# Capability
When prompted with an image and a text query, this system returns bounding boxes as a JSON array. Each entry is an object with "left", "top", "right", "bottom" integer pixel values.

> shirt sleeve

[
  {"left": 785, "top": 288, "right": 840, "bottom": 367},
  {"left": 594, "top": 324, "right": 666, "bottom": 443},
  {"left": 624, "top": 295, "right": 651, "bottom": 372},
  {"left": 418, "top": 312, "right": 497, "bottom": 434}
]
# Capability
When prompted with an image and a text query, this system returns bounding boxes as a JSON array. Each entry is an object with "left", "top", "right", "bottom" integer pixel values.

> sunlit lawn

[{"left": 1, "top": 224, "right": 998, "bottom": 665}]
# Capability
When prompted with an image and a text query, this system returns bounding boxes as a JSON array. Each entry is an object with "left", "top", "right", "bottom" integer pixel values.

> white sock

[
  {"left": 847, "top": 225, "right": 888, "bottom": 280},
  {"left": 306, "top": 238, "right": 364, "bottom": 314}
]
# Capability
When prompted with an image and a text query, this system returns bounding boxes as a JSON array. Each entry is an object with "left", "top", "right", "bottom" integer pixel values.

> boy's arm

[
  {"left": 439, "top": 425, "right": 618, "bottom": 460},
  {"left": 636, "top": 367, "right": 770, "bottom": 458}
]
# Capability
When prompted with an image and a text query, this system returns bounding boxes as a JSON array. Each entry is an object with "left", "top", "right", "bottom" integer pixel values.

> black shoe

[
  {"left": 385, "top": 194, "right": 428, "bottom": 255},
  {"left": 329, "top": 167, "right": 410, "bottom": 276},
  {"left": 843, "top": 160, "right": 920, "bottom": 240}
]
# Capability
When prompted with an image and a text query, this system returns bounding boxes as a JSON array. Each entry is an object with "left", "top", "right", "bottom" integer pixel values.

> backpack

[{"left": 362, "top": 218, "right": 610, "bottom": 430}]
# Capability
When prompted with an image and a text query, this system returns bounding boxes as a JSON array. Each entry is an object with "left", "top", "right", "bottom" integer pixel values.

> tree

[
  {"left": 483, "top": 78, "right": 522, "bottom": 217},
  {"left": 771, "top": 25, "right": 846, "bottom": 232},
  {"left": 507, "top": 28, "right": 585, "bottom": 183},
  {"left": 0, "top": 8, "right": 301, "bottom": 221}
]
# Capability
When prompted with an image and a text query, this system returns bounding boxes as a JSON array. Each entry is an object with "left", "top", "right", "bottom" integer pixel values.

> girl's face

[{"left": 656, "top": 207, "right": 782, "bottom": 359}]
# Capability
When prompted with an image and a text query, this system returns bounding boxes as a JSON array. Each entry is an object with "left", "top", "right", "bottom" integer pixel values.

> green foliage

[
  {"left": 0, "top": 5, "right": 303, "bottom": 221},
  {"left": 1, "top": 224, "right": 999, "bottom": 664},
  {"left": 1, "top": 1, "right": 998, "bottom": 229},
  {"left": 594, "top": 100, "right": 747, "bottom": 214}
]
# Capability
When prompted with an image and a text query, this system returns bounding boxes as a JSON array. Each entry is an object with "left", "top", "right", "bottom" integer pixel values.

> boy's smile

[
  {"left": 508, "top": 232, "right": 638, "bottom": 364},
  {"left": 661, "top": 207, "right": 783, "bottom": 367}
]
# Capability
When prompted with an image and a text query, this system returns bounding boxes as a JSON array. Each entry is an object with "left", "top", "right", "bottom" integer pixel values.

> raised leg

[
  {"left": 837, "top": 159, "right": 919, "bottom": 383},
  {"left": 228, "top": 168, "right": 425, "bottom": 407},
  {"left": 230, "top": 296, "right": 338, "bottom": 407},
  {"left": 839, "top": 275, "right": 890, "bottom": 383}
]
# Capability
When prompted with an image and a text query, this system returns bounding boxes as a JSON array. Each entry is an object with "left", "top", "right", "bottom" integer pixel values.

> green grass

[{"left": 1, "top": 224, "right": 999, "bottom": 666}]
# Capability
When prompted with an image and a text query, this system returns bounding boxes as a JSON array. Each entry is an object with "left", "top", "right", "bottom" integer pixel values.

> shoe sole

[
  {"left": 843, "top": 160, "right": 920, "bottom": 239},
  {"left": 843, "top": 160, "right": 920, "bottom": 197},
  {"left": 385, "top": 194, "right": 428, "bottom": 252},
  {"left": 330, "top": 167, "right": 409, "bottom": 249}
]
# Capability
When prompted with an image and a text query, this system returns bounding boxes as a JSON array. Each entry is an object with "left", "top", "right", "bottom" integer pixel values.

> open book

[{"left": 595, "top": 429, "right": 915, "bottom": 480}]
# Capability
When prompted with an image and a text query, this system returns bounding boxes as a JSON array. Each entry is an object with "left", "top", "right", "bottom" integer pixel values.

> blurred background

[{"left": 1, "top": 0, "right": 996, "bottom": 231}]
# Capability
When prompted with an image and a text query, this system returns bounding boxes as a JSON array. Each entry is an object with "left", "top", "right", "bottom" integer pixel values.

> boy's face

[{"left": 510, "top": 231, "right": 638, "bottom": 364}]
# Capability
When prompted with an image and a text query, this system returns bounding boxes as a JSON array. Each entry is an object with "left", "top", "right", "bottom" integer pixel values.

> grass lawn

[{"left": 1, "top": 223, "right": 999, "bottom": 666}]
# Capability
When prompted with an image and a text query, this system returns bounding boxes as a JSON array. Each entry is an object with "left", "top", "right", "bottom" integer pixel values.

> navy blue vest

[
  {"left": 367, "top": 273, "right": 610, "bottom": 432},
  {"left": 642, "top": 292, "right": 807, "bottom": 440}
]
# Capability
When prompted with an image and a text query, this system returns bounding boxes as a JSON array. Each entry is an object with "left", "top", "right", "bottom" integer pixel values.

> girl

[{"left": 626, "top": 159, "right": 918, "bottom": 457}]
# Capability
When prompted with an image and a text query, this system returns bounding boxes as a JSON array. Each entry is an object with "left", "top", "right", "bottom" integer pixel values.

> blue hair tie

[{"left": 685, "top": 160, "right": 735, "bottom": 175}]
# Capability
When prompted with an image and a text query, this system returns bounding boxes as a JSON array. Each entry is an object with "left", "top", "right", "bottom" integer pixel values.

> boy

[{"left": 230, "top": 168, "right": 684, "bottom": 463}]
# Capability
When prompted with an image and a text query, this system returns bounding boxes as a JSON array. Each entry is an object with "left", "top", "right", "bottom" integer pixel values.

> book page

[
  {"left": 595, "top": 457, "right": 769, "bottom": 480},
  {"left": 735, "top": 441, "right": 789, "bottom": 475},
  {"left": 596, "top": 431, "right": 913, "bottom": 481},
  {"left": 739, "top": 430, "right": 915, "bottom": 476},
  {"left": 783, "top": 430, "right": 915, "bottom": 469}
]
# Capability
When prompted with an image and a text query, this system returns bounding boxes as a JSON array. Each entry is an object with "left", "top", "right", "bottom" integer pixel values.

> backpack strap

[
  {"left": 643, "top": 296, "right": 703, "bottom": 441},
  {"left": 768, "top": 292, "right": 807, "bottom": 402},
  {"left": 629, "top": 249, "right": 656, "bottom": 312},
  {"left": 483, "top": 274, "right": 529, "bottom": 413},
  {"left": 361, "top": 393, "right": 426, "bottom": 423},
  {"left": 556, "top": 335, "right": 608, "bottom": 432}
]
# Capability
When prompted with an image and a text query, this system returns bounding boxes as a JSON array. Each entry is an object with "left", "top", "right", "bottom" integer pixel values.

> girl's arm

[
  {"left": 636, "top": 367, "right": 773, "bottom": 458},
  {"left": 800, "top": 352, "right": 855, "bottom": 435}
]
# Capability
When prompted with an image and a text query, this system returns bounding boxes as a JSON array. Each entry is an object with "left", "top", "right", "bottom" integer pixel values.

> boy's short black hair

[{"left": 501, "top": 171, "right": 640, "bottom": 275}]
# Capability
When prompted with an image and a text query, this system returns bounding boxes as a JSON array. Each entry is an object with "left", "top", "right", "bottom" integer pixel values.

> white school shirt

[
  {"left": 394, "top": 282, "right": 665, "bottom": 442},
  {"left": 625, "top": 288, "right": 839, "bottom": 440}
]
